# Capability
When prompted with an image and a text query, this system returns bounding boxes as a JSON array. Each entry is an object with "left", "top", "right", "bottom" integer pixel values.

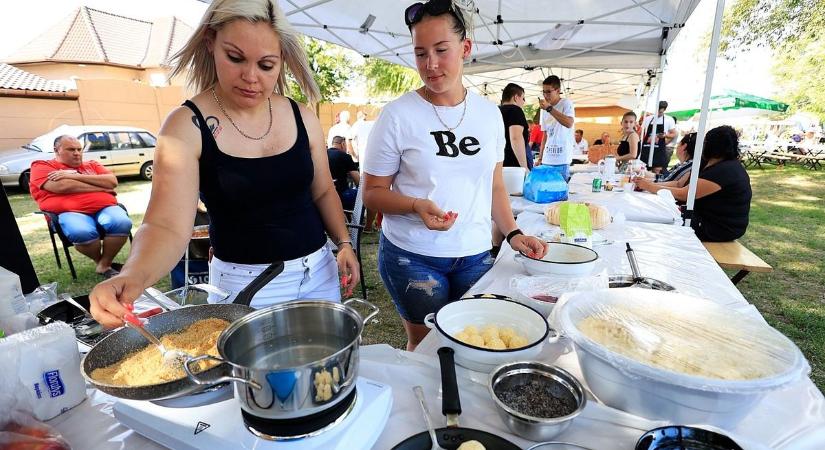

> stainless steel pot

[{"left": 185, "top": 298, "right": 378, "bottom": 420}]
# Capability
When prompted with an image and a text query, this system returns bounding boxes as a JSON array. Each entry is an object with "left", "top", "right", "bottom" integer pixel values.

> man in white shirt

[
  {"left": 327, "top": 110, "right": 353, "bottom": 158},
  {"left": 574, "top": 129, "right": 588, "bottom": 154},
  {"left": 350, "top": 110, "right": 375, "bottom": 164},
  {"left": 640, "top": 100, "right": 677, "bottom": 173},
  {"left": 537, "top": 75, "right": 575, "bottom": 181}
]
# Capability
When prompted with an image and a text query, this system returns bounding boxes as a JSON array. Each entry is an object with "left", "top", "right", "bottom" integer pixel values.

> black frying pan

[
  {"left": 392, "top": 347, "right": 520, "bottom": 450},
  {"left": 80, "top": 261, "right": 284, "bottom": 401}
]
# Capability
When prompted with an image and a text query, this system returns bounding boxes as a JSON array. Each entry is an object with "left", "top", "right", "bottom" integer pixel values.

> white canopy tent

[{"left": 276, "top": 0, "right": 700, "bottom": 107}]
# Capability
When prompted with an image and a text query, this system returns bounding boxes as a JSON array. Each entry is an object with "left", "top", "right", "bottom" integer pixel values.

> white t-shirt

[
  {"left": 641, "top": 114, "right": 676, "bottom": 147},
  {"left": 350, "top": 119, "right": 375, "bottom": 166},
  {"left": 539, "top": 98, "right": 576, "bottom": 165},
  {"left": 574, "top": 138, "right": 588, "bottom": 155},
  {"left": 327, "top": 122, "right": 352, "bottom": 148},
  {"left": 364, "top": 90, "right": 505, "bottom": 257}
]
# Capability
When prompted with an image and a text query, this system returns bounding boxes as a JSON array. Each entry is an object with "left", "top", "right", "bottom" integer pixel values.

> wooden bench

[{"left": 702, "top": 241, "right": 773, "bottom": 285}]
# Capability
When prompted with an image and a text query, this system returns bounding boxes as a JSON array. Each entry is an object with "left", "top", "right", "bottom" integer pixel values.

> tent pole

[
  {"left": 647, "top": 33, "right": 667, "bottom": 167},
  {"left": 685, "top": 0, "right": 727, "bottom": 227}
]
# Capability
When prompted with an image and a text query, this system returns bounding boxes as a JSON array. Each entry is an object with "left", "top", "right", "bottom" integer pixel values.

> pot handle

[
  {"left": 343, "top": 298, "right": 379, "bottom": 325},
  {"left": 423, "top": 313, "right": 436, "bottom": 329},
  {"left": 183, "top": 355, "right": 262, "bottom": 390}
]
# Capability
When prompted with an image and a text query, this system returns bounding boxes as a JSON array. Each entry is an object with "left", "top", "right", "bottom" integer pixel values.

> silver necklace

[
  {"left": 425, "top": 88, "right": 468, "bottom": 132},
  {"left": 211, "top": 87, "right": 272, "bottom": 141}
]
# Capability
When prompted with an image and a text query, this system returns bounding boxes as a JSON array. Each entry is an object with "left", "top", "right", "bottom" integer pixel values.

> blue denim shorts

[
  {"left": 377, "top": 233, "right": 495, "bottom": 324},
  {"left": 58, "top": 205, "right": 132, "bottom": 244}
]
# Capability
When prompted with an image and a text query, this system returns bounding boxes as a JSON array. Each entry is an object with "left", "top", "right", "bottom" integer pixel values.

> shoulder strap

[
  {"left": 182, "top": 100, "right": 213, "bottom": 156},
  {"left": 287, "top": 98, "right": 308, "bottom": 142}
]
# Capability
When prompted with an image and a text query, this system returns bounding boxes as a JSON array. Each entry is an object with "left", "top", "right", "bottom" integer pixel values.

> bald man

[{"left": 29, "top": 135, "right": 131, "bottom": 277}]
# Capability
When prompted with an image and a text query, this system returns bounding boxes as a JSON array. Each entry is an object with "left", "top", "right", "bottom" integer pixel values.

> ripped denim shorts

[{"left": 377, "top": 232, "right": 494, "bottom": 324}]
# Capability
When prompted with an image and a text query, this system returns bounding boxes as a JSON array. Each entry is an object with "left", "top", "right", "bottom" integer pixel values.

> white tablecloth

[
  {"left": 511, "top": 173, "right": 683, "bottom": 224},
  {"left": 413, "top": 211, "right": 825, "bottom": 449}
]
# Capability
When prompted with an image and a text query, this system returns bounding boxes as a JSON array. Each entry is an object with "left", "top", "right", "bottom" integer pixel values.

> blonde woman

[
  {"left": 90, "top": 0, "right": 358, "bottom": 327},
  {"left": 363, "top": 0, "right": 547, "bottom": 351}
]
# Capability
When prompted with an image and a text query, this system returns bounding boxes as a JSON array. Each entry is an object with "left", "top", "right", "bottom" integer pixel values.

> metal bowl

[
  {"left": 489, "top": 361, "right": 586, "bottom": 441},
  {"left": 608, "top": 275, "right": 675, "bottom": 291}
]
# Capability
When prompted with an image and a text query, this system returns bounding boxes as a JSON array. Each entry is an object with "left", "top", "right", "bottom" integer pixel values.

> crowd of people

[{"left": 79, "top": 0, "right": 753, "bottom": 341}]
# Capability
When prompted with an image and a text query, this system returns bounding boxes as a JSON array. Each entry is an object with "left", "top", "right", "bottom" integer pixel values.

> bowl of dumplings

[{"left": 424, "top": 298, "right": 556, "bottom": 372}]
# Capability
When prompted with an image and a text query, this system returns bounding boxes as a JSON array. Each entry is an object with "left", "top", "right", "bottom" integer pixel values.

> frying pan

[
  {"left": 80, "top": 261, "right": 284, "bottom": 401},
  {"left": 392, "top": 347, "right": 520, "bottom": 450}
]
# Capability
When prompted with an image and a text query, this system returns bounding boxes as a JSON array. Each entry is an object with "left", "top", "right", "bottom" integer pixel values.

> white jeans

[{"left": 208, "top": 244, "right": 341, "bottom": 309}]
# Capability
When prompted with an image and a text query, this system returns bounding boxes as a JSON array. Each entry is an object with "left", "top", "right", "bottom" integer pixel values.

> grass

[{"left": 7, "top": 165, "right": 824, "bottom": 390}]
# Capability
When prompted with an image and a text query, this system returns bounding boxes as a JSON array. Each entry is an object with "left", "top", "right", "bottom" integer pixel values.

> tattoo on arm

[{"left": 191, "top": 115, "right": 223, "bottom": 138}]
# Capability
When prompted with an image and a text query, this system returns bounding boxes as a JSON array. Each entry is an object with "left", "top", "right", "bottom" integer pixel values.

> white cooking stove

[{"left": 113, "top": 377, "right": 392, "bottom": 450}]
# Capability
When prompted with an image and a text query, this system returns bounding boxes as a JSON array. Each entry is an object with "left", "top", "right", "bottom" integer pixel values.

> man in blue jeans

[{"left": 30, "top": 135, "right": 132, "bottom": 278}]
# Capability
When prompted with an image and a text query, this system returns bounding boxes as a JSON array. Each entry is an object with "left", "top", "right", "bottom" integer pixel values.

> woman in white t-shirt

[{"left": 363, "top": 0, "right": 547, "bottom": 351}]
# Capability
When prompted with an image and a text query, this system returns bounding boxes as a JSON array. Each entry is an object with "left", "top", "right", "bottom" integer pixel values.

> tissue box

[{"left": 0, "top": 322, "right": 86, "bottom": 420}]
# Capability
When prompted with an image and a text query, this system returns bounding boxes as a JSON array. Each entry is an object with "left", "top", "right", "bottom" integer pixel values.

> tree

[
  {"left": 288, "top": 37, "right": 353, "bottom": 106},
  {"left": 360, "top": 58, "right": 420, "bottom": 97},
  {"left": 721, "top": 0, "right": 825, "bottom": 120}
]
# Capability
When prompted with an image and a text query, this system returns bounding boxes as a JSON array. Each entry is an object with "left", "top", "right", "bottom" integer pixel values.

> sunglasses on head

[{"left": 405, "top": 0, "right": 465, "bottom": 29}]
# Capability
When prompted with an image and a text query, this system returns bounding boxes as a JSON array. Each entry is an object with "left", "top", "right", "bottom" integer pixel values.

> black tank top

[
  {"left": 617, "top": 135, "right": 639, "bottom": 157},
  {"left": 184, "top": 98, "right": 326, "bottom": 264}
]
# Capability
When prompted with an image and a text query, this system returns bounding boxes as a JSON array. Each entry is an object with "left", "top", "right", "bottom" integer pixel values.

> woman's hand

[
  {"left": 412, "top": 198, "right": 457, "bottom": 231},
  {"left": 510, "top": 234, "right": 548, "bottom": 259},
  {"left": 336, "top": 246, "right": 360, "bottom": 298},
  {"left": 89, "top": 272, "right": 146, "bottom": 328}
]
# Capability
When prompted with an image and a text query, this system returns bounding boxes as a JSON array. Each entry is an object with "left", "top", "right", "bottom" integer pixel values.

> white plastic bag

[{"left": 0, "top": 322, "right": 86, "bottom": 420}]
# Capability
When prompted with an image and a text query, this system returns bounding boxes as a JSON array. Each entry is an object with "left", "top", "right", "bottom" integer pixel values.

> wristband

[
  {"left": 337, "top": 240, "right": 353, "bottom": 248},
  {"left": 505, "top": 229, "right": 524, "bottom": 245}
]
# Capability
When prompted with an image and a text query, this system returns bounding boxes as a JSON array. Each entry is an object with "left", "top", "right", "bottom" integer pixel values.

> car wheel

[
  {"left": 19, "top": 171, "right": 31, "bottom": 193},
  {"left": 140, "top": 161, "right": 153, "bottom": 180}
]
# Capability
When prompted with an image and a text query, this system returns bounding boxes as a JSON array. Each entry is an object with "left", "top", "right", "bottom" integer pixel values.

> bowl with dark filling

[{"left": 489, "top": 361, "right": 586, "bottom": 441}]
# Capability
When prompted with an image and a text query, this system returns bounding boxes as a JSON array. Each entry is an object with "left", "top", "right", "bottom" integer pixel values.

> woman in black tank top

[
  {"left": 617, "top": 111, "right": 640, "bottom": 163},
  {"left": 88, "top": 0, "right": 359, "bottom": 327}
]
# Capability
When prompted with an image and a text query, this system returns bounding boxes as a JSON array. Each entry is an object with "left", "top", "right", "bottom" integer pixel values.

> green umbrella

[{"left": 669, "top": 90, "right": 789, "bottom": 121}]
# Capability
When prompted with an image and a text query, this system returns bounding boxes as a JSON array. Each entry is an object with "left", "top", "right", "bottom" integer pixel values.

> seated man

[
  {"left": 30, "top": 135, "right": 131, "bottom": 277},
  {"left": 327, "top": 135, "right": 360, "bottom": 210}
]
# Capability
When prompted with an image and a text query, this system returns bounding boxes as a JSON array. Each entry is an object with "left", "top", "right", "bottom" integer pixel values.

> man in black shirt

[
  {"left": 499, "top": 83, "right": 531, "bottom": 170},
  {"left": 327, "top": 135, "right": 360, "bottom": 210}
]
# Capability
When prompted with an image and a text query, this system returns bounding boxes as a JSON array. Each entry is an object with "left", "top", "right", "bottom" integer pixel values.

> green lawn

[{"left": 7, "top": 165, "right": 824, "bottom": 389}]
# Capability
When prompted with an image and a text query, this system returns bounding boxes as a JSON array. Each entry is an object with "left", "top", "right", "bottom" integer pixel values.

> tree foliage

[
  {"left": 360, "top": 57, "right": 420, "bottom": 97},
  {"left": 288, "top": 37, "right": 352, "bottom": 104},
  {"left": 721, "top": 0, "right": 825, "bottom": 120}
]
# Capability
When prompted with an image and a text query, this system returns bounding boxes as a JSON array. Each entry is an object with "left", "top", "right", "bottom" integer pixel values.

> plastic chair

[{"left": 36, "top": 203, "right": 133, "bottom": 279}]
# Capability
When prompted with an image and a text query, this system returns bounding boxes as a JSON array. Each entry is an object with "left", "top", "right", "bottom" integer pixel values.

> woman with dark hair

[
  {"left": 616, "top": 111, "right": 640, "bottom": 162},
  {"left": 637, "top": 132, "right": 697, "bottom": 190},
  {"left": 362, "top": 0, "right": 546, "bottom": 350},
  {"left": 636, "top": 125, "right": 752, "bottom": 241}
]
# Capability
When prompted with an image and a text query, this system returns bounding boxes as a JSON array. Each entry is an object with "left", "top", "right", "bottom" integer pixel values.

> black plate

[
  {"left": 392, "top": 427, "right": 521, "bottom": 450},
  {"left": 38, "top": 295, "right": 114, "bottom": 347},
  {"left": 636, "top": 426, "right": 744, "bottom": 450}
]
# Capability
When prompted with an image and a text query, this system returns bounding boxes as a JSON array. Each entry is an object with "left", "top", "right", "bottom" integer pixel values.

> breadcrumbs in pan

[{"left": 92, "top": 318, "right": 229, "bottom": 386}]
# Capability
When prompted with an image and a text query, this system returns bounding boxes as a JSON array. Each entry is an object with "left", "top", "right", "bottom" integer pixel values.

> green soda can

[{"left": 592, "top": 177, "right": 602, "bottom": 192}]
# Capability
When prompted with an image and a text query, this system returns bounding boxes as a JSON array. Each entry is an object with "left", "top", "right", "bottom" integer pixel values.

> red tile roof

[
  {"left": 0, "top": 63, "right": 71, "bottom": 92},
  {"left": 5, "top": 6, "right": 194, "bottom": 68}
]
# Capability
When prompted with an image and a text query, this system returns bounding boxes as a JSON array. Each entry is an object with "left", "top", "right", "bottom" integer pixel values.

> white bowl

[
  {"left": 424, "top": 298, "right": 555, "bottom": 372},
  {"left": 555, "top": 289, "right": 810, "bottom": 427},
  {"left": 503, "top": 167, "right": 526, "bottom": 195},
  {"left": 516, "top": 242, "right": 598, "bottom": 276}
]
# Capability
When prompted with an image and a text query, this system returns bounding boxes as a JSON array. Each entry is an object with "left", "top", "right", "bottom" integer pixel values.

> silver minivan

[{"left": 0, "top": 124, "right": 156, "bottom": 191}]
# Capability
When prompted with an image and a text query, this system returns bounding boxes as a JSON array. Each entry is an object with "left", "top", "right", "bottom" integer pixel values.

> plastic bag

[
  {"left": 24, "top": 282, "right": 59, "bottom": 314},
  {"left": 0, "top": 410, "right": 71, "bottom": 450},
  {"left": 0, "top": 322, "right": 86, "bottom": 420},
  {"left": 523, "top": 165, "right": 568, "bottom": 203}
]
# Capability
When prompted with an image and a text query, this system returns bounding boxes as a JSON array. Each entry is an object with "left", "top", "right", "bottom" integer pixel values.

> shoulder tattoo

[{"left": 191, "top": 115, "right": 223, "bottom": 138}]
